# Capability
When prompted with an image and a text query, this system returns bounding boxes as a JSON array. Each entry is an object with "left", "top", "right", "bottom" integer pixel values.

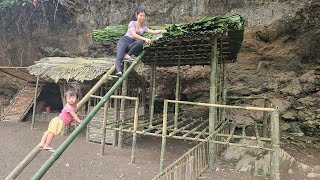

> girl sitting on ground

[{"left": 38, "top": 89, "right": 82, "bottom": 152}]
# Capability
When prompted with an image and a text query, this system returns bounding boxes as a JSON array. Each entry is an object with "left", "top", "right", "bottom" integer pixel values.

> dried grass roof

[{"left": 28, "top": 57, "right": 114, "bottom": 83}]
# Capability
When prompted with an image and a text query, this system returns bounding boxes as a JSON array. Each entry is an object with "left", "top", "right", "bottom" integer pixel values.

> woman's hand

[{"left": 145, "top": 38, "right": 152, "bottom": 44}]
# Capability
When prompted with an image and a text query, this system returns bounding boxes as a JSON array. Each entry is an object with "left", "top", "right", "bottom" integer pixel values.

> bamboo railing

[{"left": 153, "top": 141, "right": 208, "bottom": 180}]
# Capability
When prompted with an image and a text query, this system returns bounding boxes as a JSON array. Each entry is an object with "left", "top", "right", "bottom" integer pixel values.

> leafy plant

[{"left": 0, "top": 0, "right": 30, "bottom": 10}]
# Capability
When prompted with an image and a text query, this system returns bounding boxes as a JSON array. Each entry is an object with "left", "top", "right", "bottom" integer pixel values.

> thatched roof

[
  {"left": 28, "top": 57, "right": 115, "bottom": 83},
  {"left": 0, "top": 67, "right": 38, "bottom": 82}
]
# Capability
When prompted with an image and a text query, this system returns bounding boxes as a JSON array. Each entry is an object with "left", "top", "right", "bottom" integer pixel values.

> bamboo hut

[{"left": 27, "top": 57, "right": 147, "bottom": 139}]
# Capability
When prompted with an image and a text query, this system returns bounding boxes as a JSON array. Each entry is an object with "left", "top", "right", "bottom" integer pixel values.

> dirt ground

[{"left": 0, "top": 121, "right": 318, "bottom": 180}]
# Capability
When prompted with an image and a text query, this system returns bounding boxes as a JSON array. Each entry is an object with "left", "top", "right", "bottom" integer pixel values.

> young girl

[
  {"left": 115, "top": 7, "right": 166, "bottom": 76},
  {"left": 38, "top": 89, "right": 82, "bottom": 152}
]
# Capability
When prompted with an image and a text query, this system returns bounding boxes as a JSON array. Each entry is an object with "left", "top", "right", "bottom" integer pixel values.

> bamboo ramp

[{"left": 1, "top": 83, "right": 42, "bottom": 122}]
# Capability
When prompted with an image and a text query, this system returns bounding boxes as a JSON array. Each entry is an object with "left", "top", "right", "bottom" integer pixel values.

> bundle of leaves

[
  {"left": 92, "top": 24, "right": 166, "bottom": 42},
  {"left": 92, "top": 15, "right": 245, "bottom": 46}
]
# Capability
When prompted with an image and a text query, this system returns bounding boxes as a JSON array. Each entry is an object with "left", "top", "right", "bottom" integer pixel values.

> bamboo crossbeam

[
  {"left": 206, "top": 120, "right": 229, "bottom": 140},
  {"left": 182, "top": 120, "right": 208, "bottom": 138},
  {"left": 227, "top": 96, "right": 268, "bottom": 100},
  {"left": 169, "top": 119, "right": 199, "bottom": 137},
  {"left": 195, "top": 127, "right": 209, "bottom": 139},
  {"left": 156, "top": 118, "right": 188, "bottom": 135},
  {"left": 143, "top": 121, "right": 170, "bottom": 133},
  {"left": 165, "top": 99, "right": 275, "bottom": 112}
]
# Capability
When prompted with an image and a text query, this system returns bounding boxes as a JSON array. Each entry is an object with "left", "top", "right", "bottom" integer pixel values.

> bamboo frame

[
  {"left": 174, "top": 42, "right": 181, "bottom": 129},
  {"left": 31, "top": 76, "right": 39, "bottom": 130},
  {"left": 209, "top": 36, "right": 218, "bottom": 169},
  {"left": 118, "top": 62, "right": 128, "bottom": 148},
  {"left": 100, "top": 101, "right": 109, "bottom": 156},
  {"left": 149, "top": 50, "right": 157, "bottom": 127}
]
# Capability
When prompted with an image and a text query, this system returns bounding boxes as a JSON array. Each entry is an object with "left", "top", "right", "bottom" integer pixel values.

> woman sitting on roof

[{"left": 115, "top": 7, "right": 166, "bottom": 76}]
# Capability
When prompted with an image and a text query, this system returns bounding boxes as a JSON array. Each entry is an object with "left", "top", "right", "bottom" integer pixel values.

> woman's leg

[
  {"left": 115, "top": 37, "right": 134, "bottom": 73},
  {"left": 127, "top": 40, "right": 144, "bottom": 56}
]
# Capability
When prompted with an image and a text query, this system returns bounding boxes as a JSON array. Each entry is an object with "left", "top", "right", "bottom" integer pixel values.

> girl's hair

[
  {"left": 65, "top": 83, "right": 81, "bottom": 99},
  {"left": 131, "top": 7, "right": 146, "bottom": 21}
]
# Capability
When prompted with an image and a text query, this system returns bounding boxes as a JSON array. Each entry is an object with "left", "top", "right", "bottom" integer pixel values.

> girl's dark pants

[{"left": 115, "top": 36, "right": 144, "bottom": 73}]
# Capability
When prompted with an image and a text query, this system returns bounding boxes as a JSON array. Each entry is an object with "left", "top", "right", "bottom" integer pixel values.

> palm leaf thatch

[{"left": 28, "top": 57, "right": 114, "bottom": 83}]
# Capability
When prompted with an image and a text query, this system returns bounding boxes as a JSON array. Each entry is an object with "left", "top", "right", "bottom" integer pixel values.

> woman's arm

[
  {"left": 129, "top": 27, "right": 151, "bottom": 43},
  {"left": 146, "top": 29, "right": 166, "bottom": 34},
  {"left": 69, "top": 111, "right": 82, "bottom": 123}
]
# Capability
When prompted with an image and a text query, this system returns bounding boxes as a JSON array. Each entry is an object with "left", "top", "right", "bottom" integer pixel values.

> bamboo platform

[{"left": 105, "top": 115, "right": 273, "bottom": 151}]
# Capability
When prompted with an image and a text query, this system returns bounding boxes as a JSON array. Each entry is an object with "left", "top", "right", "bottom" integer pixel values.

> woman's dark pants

[{"left": 115, "top": 36, "right": 144, "bottom": 73}]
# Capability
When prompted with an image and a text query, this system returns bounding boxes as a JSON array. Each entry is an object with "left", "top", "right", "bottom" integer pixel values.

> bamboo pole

[
  {"left": 225, "top": 123, "right": 236, "bottom": 143},
  {"left": 118, "top": 62, "right": 128, "bottom": 148},
  {"left": 160, "top": 100, "right": 168, "bottom": 171},
  {"left": 209, "top": 36, "right": 218, "bottom": 169},
  {"left": 100, "top": 101, "right": 109, "bottom": 156},
  {"left": 130, "top": 99, "right": 139, "bottom": 164},
  {"left": 183, "top": 119, "right": 207, "bottom": 138},
  {"left": 195, "top": 127, "right": 209, "bottom": 139},
  {"left": 31, "top": 76, "right": 39, "bottom": 130},
  {"left": 149, "top": 57, "right": 157, "bottom": 127},
  {"left": 165, "top": 99, "right": 275, "bottom": 112},
  {"left": 263, "top": 99, "right": 270, "bottom": 137},
  {"left": 242, "top": 123, "right": 246, "bottom": 137},
  {"left": 174, "top": 42, "right": 181, "bottom": 129},
  {"left": 271, "top": 109, "right": 280, "bottom": 180},
  {"left": 113, "top": 88, "right": 119, "bottom": 147},
  {"left": 169, "top": 119, "right": 198, "bottom": 137},
  {"left": 5, "top": 146, "right": 42, "bottom": 180},
  {"left": 254, "top": 122, "right": 262, "bottom": 145},
  {"left": 155, "top": 118, "right": 187, "bottom": 135},
  {"left": 77, "top": 65, "right": 115, "bottom": 109}
]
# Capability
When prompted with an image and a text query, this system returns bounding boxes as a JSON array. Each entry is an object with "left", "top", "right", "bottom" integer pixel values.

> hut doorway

[{"left": 27, "top": 83, "right": 63, "bottom": 122}]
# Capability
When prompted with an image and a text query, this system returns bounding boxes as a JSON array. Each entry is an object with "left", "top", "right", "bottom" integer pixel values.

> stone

[{"left": 282, "top": 111, "right": 296, "bottom": 121}]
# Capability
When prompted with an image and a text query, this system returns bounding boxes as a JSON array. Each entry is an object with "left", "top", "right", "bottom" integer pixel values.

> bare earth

[{"left": 1, "top": 121, "right": 318, "bottom": 180}]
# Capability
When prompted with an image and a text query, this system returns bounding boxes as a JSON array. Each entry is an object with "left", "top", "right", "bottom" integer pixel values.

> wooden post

[
  {"left": 263, "top": 99, "right": 270, "bottom": 137},
  {"left": 130, "top": 99, "right": 139, "bottom": 163},
  {"left": 118, "top": 62, "right": 128, "bottom": 148},
  {"left": 270, "top": 109, "right": 280, "bottom": 180},
  {"left": 113, "top": 88, "right": 119, "bottom": 147},
  {"left": 160, "top": 100, "right": 168, "bottom": 171},
  {"left": 31, "top": 76, "right": 39, "bottom": 130},
  {"left": 149, "top": 52, "right": 157, "bottom": 127},
  {"left": 208, "top": 36, "right": 218, "bottom": 169},
  {"left": 100, "top": 101, "right": 109, "bottom": 156},
  {"left": 174, "top": 42, "right": 181, "bottom": 130}
]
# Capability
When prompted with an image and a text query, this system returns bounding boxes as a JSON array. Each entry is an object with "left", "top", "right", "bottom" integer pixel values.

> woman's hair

[{"left": 131, "top": 7, "right": 146, "bottom": 21}]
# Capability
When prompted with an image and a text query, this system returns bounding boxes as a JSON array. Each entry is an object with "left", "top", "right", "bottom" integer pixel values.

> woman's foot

[
  {"left": 116, "top": 72, "right": 122, "bottom": 77},
  {"left": 124, "top": 55, "right": 134, "bottom": 61}
]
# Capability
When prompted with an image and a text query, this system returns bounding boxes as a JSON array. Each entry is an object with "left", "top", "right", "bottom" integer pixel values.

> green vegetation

[
  {"left": 0, "top": 0, "right": 30, "bottom": 10},
  {"left": 91, "top": 15, "right": 245, "bottom": 47}
]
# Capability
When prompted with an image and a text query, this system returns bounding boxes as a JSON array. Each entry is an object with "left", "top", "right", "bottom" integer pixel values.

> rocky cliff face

[{"left": 0, "top": 0, "right": 319, "bottom": 136}]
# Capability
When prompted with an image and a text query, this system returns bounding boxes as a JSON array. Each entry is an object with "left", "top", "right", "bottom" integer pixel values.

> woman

[{"left": 115, "top": 7, "right": 166, "bottom": 76}]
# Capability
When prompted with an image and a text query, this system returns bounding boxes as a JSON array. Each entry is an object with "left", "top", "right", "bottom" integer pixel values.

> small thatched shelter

[{"left": 28, "top": 57, "right": 115, "bottom": 83}]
